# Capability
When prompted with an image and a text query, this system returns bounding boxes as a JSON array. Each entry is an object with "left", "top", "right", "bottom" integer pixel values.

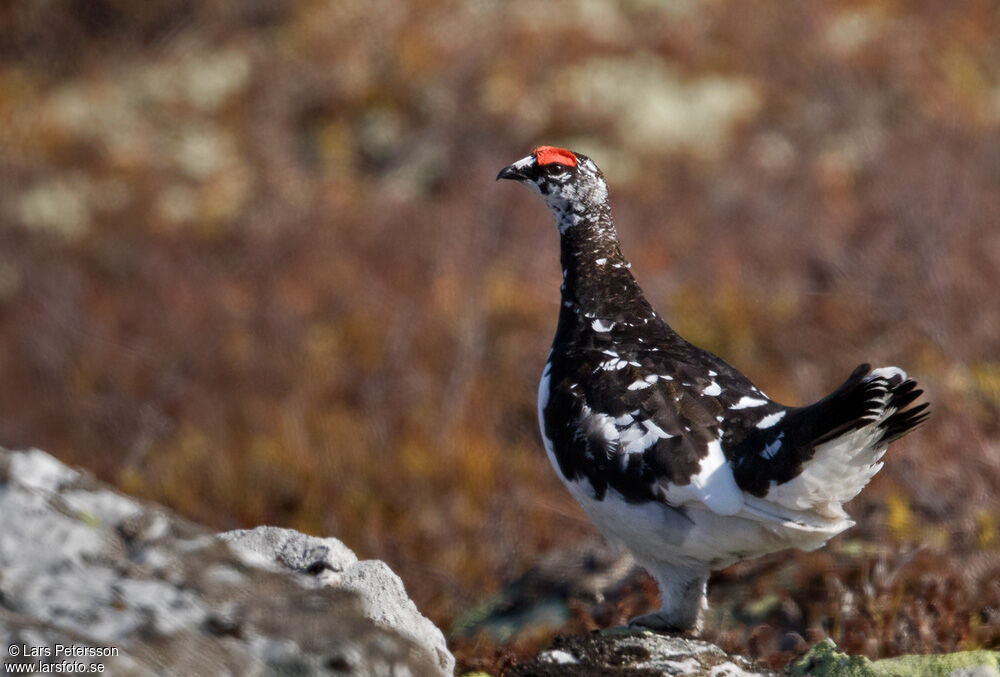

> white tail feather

[{"left": 740, "top": 495, "right": 852, "bottom": 551}]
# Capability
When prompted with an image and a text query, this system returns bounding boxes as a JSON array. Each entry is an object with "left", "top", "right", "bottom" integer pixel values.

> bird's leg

[{"left": 628, "top": 564, "right": 709, "bottom": 635}]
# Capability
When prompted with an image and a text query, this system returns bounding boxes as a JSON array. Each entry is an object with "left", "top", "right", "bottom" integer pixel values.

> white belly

[
  {"left": 572, "top": 486, "right": 806, "bottom": 570},
  {"left": 537, "top": 362, "right": 835, "bottom": 571}
]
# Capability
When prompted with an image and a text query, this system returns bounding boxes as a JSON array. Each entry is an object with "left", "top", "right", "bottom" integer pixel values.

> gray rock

[
  {"left": 221, "top": 526, "right": 454, "bottom": 674},
  {"left": 509, "top": 630, "right": 776, "bottom": 676},
  {"left": 221, "top": 526, "right": 358, "bottom": 575},
  {"left": 0, "top": 447, "right": 455, "bottom": 676}
]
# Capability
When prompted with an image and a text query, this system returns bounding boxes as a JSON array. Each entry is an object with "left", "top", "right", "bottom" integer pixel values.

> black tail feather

[
  {"left": 730, "top": 365, "right": 928, "bottom": 499},
  {"left": 803, "top": 365, "right": 929, "bottom": 447},
  {"left": 886, "top": 380, "right": 923, "bottom": 411},
  {"left": 809, "top": 364, "right": 882, "bottom": 445},
  {"left": 879, "top": 399, "right": 930, "bottom": 444}
]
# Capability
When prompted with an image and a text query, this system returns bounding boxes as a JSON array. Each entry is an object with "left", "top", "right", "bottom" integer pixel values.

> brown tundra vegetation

[{"left": 1, "top": 1, "right": 999, "bottom": 672}]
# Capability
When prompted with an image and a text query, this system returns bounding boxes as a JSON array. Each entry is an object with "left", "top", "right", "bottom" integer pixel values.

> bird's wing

[{"left": 542, "top": 346, "right": 785, "bottom": 517}]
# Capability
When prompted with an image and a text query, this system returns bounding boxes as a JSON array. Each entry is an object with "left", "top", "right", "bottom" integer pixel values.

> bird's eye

[{"left": 546, "top": 163, "right": 567, "bottom": 174}]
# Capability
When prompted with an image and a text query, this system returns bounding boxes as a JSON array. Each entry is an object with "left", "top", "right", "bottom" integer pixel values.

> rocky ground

[
  {"left": 505, "top": 633, "right": 1000, "bottom": 676},
  {"left": 2, "top": 446, "right": 998, "bottom": 677},
  {"left": 508, "top": 631, "right": 777, "bottom": 676}
]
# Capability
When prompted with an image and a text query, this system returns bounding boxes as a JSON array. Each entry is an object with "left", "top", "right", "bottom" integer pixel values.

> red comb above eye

[{"left": 533, "top": 146, "right": 578, "bottom": 167}]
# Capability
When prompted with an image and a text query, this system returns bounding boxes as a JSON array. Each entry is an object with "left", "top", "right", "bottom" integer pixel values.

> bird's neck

[{"left": 554, "top": 205, "right": 657, "bottom": 345}]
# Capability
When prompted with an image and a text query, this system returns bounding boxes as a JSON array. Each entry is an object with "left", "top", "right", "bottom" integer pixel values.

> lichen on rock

[{"left": 789, "top": 638, "right": 1000, "bottom": 677}]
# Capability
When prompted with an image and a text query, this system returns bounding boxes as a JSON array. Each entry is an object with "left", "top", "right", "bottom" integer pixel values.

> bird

[{"left": 497, "top": 146, "right": 929, "bottom": 634}]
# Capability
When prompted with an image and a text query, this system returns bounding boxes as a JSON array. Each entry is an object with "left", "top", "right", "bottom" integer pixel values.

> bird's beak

[
  {"left": 497, "top": 153, "right": 536, "bottom": 182},
  {"left": 496, "top": 164, "right": 527, "bottom": 182}
]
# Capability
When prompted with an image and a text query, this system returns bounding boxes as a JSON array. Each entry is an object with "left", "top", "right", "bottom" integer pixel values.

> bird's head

[{"left": 497, "top": 147, "right": 609, "bottom": 228}]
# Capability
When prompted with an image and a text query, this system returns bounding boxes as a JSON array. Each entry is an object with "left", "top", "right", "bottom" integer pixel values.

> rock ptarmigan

[{"left": 497, "top": 146, "right": 929, "bottom": 633}]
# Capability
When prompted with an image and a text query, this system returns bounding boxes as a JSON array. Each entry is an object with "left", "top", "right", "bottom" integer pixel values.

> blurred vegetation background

[{"left": 1, "top": 0, "right": 999, "bottom": 671}]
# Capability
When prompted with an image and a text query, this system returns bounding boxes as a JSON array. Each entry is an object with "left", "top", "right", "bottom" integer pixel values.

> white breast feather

[
  {"left": 661, "top": 440, "right": 743, "bottom": 516},
  {"left": 537, "top": 362, "right": 559, "bottom": 469}
]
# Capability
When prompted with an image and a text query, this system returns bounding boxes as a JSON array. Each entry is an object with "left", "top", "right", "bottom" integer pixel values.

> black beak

[{"left": 496, "top": 165, "right": 527, "bottom": 182}]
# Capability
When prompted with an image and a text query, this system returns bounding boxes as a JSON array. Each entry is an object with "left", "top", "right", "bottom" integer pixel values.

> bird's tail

[{"left": 764, "top": 364, "right": 929, "bottom": 519}]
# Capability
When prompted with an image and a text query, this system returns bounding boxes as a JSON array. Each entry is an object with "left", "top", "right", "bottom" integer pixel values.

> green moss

[
  {"left": 790, "top": 639, "right": 1000, "bottom": 677},
  {"left": 789, "top": 640, "right": 877, "bottom": 677}
]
